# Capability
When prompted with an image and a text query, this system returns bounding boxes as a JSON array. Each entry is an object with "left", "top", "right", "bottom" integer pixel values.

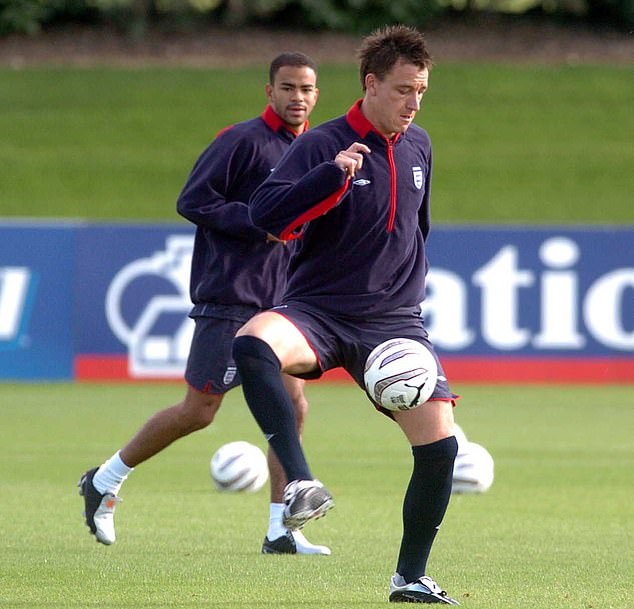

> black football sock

[
  {"left": 396, "top": 436, "right": 458, "bottom": 582},
  {"left": 232, "top": 335, "right": 312, "bottom": 482}
]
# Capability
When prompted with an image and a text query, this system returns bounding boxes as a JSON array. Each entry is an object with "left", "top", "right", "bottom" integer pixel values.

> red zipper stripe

[{"left": 387, "top": 140, "right": 397, "bottom": 232}]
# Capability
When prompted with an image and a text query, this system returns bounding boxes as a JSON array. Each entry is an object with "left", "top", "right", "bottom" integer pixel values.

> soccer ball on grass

[
  {"left": 210, "top": 441, "right": 269, "bottom": 493},
  {"left": 364, "top": 338, "right": 438, "bottom": 411}
]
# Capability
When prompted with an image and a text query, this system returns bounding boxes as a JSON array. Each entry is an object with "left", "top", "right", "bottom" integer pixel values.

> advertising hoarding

[{"left": 1, "top": 222, "right": 631, "bottom": 383}]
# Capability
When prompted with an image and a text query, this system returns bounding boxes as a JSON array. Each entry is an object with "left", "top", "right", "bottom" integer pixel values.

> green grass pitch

[
  {"left": 1, "top": 63, "right": 633, "bottom": 223},
  {"left": 0, "top": 382, "right": 632, "bottom": 608}
]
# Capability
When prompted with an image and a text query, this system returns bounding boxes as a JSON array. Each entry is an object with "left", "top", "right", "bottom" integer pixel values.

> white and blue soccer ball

[
  {"left": 364, "top": 338, "right": 438, "bottom": 411},
  {"left": 210, "top": 441, "right": 269, "bottom": 493}
]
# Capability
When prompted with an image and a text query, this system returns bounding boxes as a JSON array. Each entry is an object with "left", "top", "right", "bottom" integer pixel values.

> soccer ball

[
  {"left": 364, "top": 338, "right": 438, "bottom": 411},
  {"left": 452, "top": 441, "right": 495, "bottom": 494},
  {"left": 210, "top": 441, "right": 269, "bottom": 493}
]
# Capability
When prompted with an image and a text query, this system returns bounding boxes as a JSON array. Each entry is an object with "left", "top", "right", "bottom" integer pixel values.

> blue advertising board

[
  {"left": 424, "top": 226, "right": 633, "bottom": 356},
  {"left": 0, "top": 222, "right": 76, "bottom": 380},
  {"left": 1, "top": 221, "right": 632, "bottom": 382},
  {"left": 75, "top": 224, "right": 194, "bottom": 378}
]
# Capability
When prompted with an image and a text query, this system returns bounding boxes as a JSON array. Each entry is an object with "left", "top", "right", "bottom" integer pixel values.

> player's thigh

[
  {"left": 236, "top": 310, "right": 317, "bottom": 374},
  {"left": 182, "top": 383, "right": 224, "bottom": 410},
  {"left": 392, "top": 399, "right": 456, "bottom": 446}
]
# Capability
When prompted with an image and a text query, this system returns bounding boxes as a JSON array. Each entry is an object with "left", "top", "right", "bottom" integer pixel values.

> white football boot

[
  {"left": 389, "top": 574, "right": 460, "bottom": 604},
  {"left": 78, "top": 467, "right": 121, "bottom": 545}
]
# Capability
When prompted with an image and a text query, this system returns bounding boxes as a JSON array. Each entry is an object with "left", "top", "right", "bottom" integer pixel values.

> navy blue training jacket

[
  {"left": 177, "top": 106, "right": 304, "bottom": 311},
  {"left": 249, "top": 100, "right": 432, "bottom": 318}
]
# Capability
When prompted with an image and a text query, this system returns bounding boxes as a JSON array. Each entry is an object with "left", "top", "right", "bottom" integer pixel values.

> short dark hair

[
  {"left": 269, "top": 52, "right": 318, "bottom": 85},
  {"left": 358, "top": 25, "right": 432, "bottom": 91}
]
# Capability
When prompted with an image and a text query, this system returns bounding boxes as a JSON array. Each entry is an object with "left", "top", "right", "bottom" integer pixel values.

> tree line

[{"left": 1, "top": 0, "right": 632, "bottom": 36}]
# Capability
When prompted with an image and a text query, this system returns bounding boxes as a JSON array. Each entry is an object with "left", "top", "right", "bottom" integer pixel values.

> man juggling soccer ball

[{"left": 233, "top": 25, "right": 462, "bottom": 604}]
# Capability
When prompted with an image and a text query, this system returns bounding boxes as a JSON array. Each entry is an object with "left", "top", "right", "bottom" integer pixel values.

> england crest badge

[
  {"left": 412, "top": 166, "right": 423, "bottom": 189},
  {"left": 223, "top": 366, "right": 237, "bottom": 385}
]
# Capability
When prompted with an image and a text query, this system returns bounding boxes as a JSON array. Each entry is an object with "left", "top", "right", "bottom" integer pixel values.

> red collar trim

[
  {"left": 261, "top": 105, "right": 308, "bottom": 137},
  {"left": 346, "top": 99, "right": 400, "bottom": 143},
  {"left": 346, "top": 100, "right": 374, "bottom": 137}
]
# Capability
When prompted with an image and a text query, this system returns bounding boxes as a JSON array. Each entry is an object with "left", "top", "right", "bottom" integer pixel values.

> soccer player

[
  {"left": 78, "top": 52, "right": 330, "bottom": 556},
  {"left": 232, "top": 26, "right": 460, "bottom": 603}
]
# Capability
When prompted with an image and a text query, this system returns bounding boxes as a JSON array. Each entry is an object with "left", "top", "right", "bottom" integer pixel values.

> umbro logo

[{"left": 353, "top": 178, "right": 371, "bottom": 186}]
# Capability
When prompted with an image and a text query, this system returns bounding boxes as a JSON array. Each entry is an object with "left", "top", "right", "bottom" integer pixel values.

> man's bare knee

[
  {"left": 394, "top": 399, "right": 455, "bottom": 446},
  {"left": 180, "top": 388, "right": 223, "bottom": 431}
]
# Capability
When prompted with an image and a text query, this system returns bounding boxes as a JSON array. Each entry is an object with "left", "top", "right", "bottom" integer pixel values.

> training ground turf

[{"left": 0, "top": 382, "right": 631, "bottom": 608}]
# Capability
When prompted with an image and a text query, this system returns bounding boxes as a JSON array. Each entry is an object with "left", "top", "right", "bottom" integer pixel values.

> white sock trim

[
  {"left": 267, "top": 503, "right": 287, "bottom": 540},
  {"left": 92, "top": 450, "right": 133, "bottom": 495}
]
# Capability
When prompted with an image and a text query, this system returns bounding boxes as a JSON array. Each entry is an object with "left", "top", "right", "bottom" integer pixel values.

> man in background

[{"left": 79, "top": 52, "right": 329, "bottom": 556}]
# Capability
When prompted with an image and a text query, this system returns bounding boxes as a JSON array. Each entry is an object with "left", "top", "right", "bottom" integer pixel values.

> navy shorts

[
  {"left": 272, "top": 301, "right": 457, "bottom": 415},
  {"left": 185, "top": 304, "right": 260, "bottom": 394}
]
